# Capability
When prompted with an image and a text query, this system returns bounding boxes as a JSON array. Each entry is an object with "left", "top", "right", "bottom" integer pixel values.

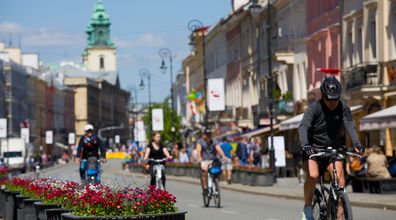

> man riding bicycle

[
  {"left": 299, "top": 76, "right": 364, "bottom": 220},
  {"left": 76, "top": 124, "right": 106, "bottom": 181},
  {"left": 196, "top": 128, "right": 229, "bottom": 195}
]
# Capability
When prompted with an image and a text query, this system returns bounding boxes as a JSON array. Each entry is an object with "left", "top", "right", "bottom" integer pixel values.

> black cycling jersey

[
  {"left": 77, "top": 134, "right": 106, "bottom": 159},
  {"left": 299, "top": 99, "right": 360, "bottom": 149}
]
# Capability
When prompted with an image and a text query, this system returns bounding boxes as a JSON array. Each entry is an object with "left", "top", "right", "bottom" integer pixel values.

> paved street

[{"left": 33, "top": 159, "right": 396, "bottom": 220}]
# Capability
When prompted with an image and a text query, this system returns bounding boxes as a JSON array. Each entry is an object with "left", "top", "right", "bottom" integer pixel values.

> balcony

[{"left": 346, "top": 65, "right": 379, "bottom": 92}]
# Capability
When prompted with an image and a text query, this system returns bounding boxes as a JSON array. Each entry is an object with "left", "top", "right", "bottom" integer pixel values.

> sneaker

[{"left": 301, "top": 206, "right": 314, "bottom": 220}]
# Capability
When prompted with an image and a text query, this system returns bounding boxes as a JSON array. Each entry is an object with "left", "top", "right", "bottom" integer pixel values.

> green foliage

[
  {"left": 272, "top": 88, "right": 282, "bottom": 100},
  {"left": 283, "top": 91, "right": 293, "bottom": 100},
  {"left": 143, "top": 98, "right": 182, "bottom": 144}
]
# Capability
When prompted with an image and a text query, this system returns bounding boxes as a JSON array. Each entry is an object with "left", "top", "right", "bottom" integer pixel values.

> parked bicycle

[
  {"left": 202, "top": 158, "right": 222, "bottom": 208},
  {"left": 311, "top": 146, "right": 361, "bottom": 220},
  {"left": 149, "top": 158, "right": 167, "bottom": 190}
]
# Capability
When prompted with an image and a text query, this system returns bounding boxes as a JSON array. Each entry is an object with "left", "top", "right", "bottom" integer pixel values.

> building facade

[
  {"left": 342, "top": 0, "right": 396, "bottom": 155},
  {"left": 306, "top": 0, "right": 341, "bottom": 102}
]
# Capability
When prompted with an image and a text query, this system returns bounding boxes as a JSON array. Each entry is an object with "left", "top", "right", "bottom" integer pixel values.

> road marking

[
  {"left": 187, "top": 204, "right": 199, "bottom": 208},
  {"left": 220, "top": 210, "right": 237, "bottom": 215}
]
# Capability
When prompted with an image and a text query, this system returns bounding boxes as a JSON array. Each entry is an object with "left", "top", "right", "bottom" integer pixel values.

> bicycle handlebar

[
  {"left": 148, "top": 158, "right": 167, "bottom": 163},
  {"left": 309, "top": 146, "right": 362, "bottom": 159}
]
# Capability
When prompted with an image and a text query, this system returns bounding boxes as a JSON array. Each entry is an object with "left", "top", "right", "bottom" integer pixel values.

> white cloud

[
  {"left": 0, "top": 22, "right": 24, "bottom": 33},
  {"left": 0, "top": 22, "right": 85, "bottom": 48},
  {"left": 114, "top": 33, "right": 166, "bottom": 49}
]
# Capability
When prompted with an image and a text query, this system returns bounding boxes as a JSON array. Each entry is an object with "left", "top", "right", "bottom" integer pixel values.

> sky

[{"left": 0, "top": 0, "right": 232, "bottom": 103}]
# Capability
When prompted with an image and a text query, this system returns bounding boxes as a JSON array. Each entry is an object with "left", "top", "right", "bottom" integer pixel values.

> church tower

[{"left": 83, "top": 0, "right": 117, "bottom": 75}]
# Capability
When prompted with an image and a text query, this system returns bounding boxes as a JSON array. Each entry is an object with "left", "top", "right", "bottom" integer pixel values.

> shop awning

[
  {"left": 360, "top": 105, "right": 396, "bottom": 131},
  {"left": 240, "top": 124, "right": 280, "bottom": 138},
  {"left": 279, "top": 113, "right": 304, "bottom": 131},
  {"left": 279, "top": 105, "right": 363, "bottom": 131}
]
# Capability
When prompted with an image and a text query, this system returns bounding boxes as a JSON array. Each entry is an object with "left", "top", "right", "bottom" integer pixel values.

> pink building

[{"left": 306, "top": 0, "right": 340, "bottom": 101}]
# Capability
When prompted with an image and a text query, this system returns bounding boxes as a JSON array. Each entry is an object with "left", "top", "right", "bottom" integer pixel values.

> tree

[{"left": 143, "top": 97, "right": 182, "bottom": 145}]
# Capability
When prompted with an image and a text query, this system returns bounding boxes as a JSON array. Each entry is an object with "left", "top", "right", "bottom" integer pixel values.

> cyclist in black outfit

[
  {"left": 76, "top": 124, "right": 106, "bottom": 181},
  {"left": 299, "top": 76, "right": 364, "bottom": 220},
  {"left": 143, "top": 132, "right": 173, "bottom": 188}
]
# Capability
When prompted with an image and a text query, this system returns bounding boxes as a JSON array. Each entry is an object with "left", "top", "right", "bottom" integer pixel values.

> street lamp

[
  {"left": 188, "top": 19, "right": 209, "bottom": 128},
  {"left": 250, "top": 0, "right": 276, "bottom": 182},
  {"left": 159, "top": 48, "right": 176, "bottom": 139},
  {"left": 128, "top": 85, "right": 138, "bottom": 142},
  {"left": 139, "top": 69, "right": 152, "bottom": 133}
]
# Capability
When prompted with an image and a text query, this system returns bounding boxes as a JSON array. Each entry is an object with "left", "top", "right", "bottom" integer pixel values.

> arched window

[{"left": 100, "top": 56, "right": 105, "bottom": 69}]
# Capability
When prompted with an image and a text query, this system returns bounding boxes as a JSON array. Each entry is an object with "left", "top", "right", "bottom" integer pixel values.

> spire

[{"left": 85, "top": 0, "right": 114, "bottom": 48}]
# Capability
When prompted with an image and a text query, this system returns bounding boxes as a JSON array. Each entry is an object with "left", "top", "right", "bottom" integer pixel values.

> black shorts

[{"left": 305, "top": 154, "right": 344, "bottom": 173}]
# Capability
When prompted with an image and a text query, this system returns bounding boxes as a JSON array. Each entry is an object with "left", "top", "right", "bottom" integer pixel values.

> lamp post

[
  {"left": 139, "top": 68, "right": 152, "bottom": 134},
  {"left": 159, "top": 48, "right": 176, "bottom": 141},
  {"left": 128, "top": 85, "right": 138, "bottom": 142},
  {"left": 249, "top": 0, "right": 276, "bottom": 182},
  {"left": 188, "top": 19, "right": 209, "bottom": 128}
]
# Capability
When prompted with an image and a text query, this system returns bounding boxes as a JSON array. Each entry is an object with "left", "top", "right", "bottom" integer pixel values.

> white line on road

[{"left": 220, "top": 210, "right": 237, "bottom": 215}]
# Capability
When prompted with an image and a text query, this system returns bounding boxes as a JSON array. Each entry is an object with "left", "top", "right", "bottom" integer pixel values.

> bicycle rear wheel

[
  {"left": 335, "top": 191, "right": 353, "bottom": 220},
  {"left": 212, "top": 177, "right": 221, "bottom": 208}
]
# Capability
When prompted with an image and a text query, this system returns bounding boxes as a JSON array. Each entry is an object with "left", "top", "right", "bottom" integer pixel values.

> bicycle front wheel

[
  {"left": 335, "top": 191, "right": 353, "bottom": 220},
  {"left": 203, "top": 192, "right": 210, "bottom": 207},
  {"left": 213, "top": 177, "right": 221, "bottom": 208}
]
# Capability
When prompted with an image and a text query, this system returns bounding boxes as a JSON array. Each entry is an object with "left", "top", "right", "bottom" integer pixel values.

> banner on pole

[
  {"left": 115, "top": 135, "right": 120, "bottom": 144},
  {"left": 21, "top": 128, "right": 30, "bottom": 143},
  {"left": 68, "top": 133, "right": 76, "bottom": 145},
  {"left": 0, "top": 118, "right": 6, "bottom": 138},
  {"left": 207, "top": 78, "right": 225, "bottom": 111},
  {"left": 152, "top": 108, "right": 164, "bottom": 131},
  {"left": 136, "top": 121, "right": 146, "bottom": 142},
  {"left": 267, "top": 136, "right": 286, "bottom": 167},
  {"left": 45, "top": 130, "right": 53, "bottom": 144}
]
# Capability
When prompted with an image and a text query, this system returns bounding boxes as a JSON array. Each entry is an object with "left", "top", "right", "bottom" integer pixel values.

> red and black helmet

[{"left": 320, "top": 76, "right": 342, "bottom": 100}]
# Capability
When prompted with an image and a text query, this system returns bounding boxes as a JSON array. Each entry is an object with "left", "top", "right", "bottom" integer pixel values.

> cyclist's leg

[
  {"left": 162, "top": 170, "right": 166, "bottom": 189},
  {"left": 327, "top": 160, "right": 345, "bottom": 188},
  {"left": 302, "top": 158, "right": 319, "bottom": 220},
  {"left": 200, "top": 161, "right": 210, "bottom": 192},
  {"left": 149, "top": 164, "right": 156, "bottom": 186},
  {"left": 304, "top": 159, "right": 319, "bottom": 206},
  {"left": 79, "top": 160, "right": 86, "bottom": 181}
]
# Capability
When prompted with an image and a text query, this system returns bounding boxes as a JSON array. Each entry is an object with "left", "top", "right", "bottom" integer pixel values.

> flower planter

[
  {"left": 34, "top": 201, "right": 61, "bottom": 220},
  {"left": 232, "top": 170, "right": 241, "bottom": 184},
  {"left": 249, "top": 172, "right": 274, "bottom": 186},
  {"left": 15, "top": 194, "right": 30, "bottom": 220},
  {"left": 174, "top": 167, "right": 185, "bottom": 176},
  {"left": 46, "top": 208, "right": 73, "bottom": 220},
  {"left": 4, "top": 190, "right": 19, "bottom": 220},
  {"left": 23, "top": 199, "right": 41, "bottom": 220},
  {"left": 167, "top": 167, "right": 175, "bottom": 176},
  {"left": 0, "top": 188, "right": 6, "bottom": 218},
  {"left": 61, "top": 211, "right": 187, "bottom": 220},
  {"left": 240, "top": 171, "right": 250, "bottom": 185}
]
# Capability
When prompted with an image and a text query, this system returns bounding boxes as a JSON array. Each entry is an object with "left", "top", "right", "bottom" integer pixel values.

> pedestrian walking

[
  {"left": 221, "top": 137, "right": 233, "bottom": 184},
  {"left": 236, "top": 137, "right": 249, "bottom": 166}
]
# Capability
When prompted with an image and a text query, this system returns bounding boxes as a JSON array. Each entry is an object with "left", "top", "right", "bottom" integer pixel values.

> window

[
  {"left": 348, "top": 30, "right": 353, "bottom": 66},
  {"left": 371, "top": 19, "right": 377, "bottom": 59},
  {"left": 100, "top": 56, "right": 105, "bottom": 69},
  {"left": 356, "top": 25, "right": 363, "bottom": 64}
]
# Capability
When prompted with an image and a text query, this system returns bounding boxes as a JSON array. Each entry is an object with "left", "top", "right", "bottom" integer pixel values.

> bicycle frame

[
  {"left": 149, "top": 158, "right": 167, "bottom": 190},
  {"left": 311, "top": 146, "right": 360, "bottom": 219}
]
